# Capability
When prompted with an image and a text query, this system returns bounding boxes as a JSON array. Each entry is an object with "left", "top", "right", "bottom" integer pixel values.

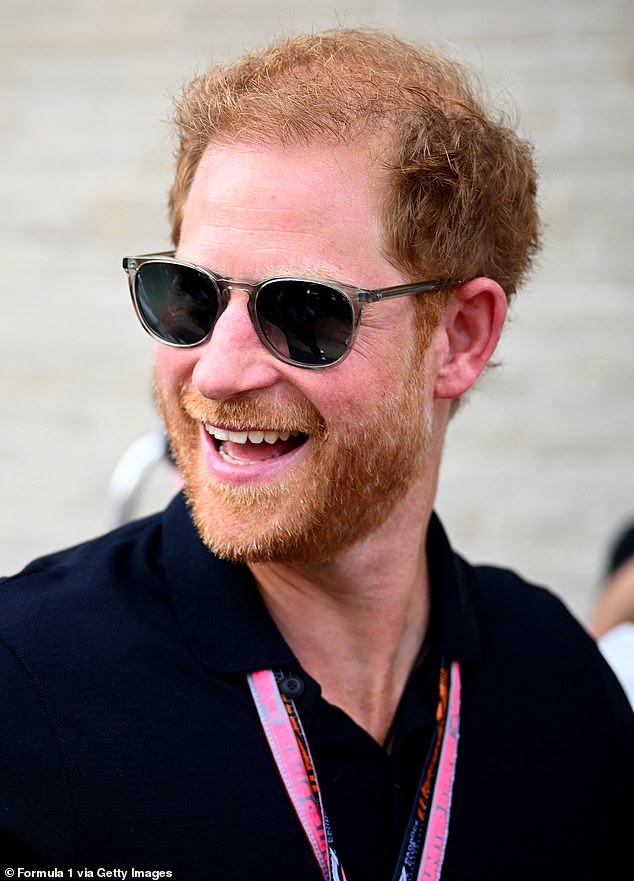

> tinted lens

[
  {"left": 256, "top": 280, "right": 355, "bottom": 366},
  {"left": 135, "top": 262, "right": 219, "bottom": 346}
]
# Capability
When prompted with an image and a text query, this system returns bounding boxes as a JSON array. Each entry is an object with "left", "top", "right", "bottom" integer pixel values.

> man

[{"left": 1, "top": 28, "right": 632, "bottom": 881}]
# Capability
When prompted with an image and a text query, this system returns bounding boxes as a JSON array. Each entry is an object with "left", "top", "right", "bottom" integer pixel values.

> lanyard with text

[{"left": 247, "top": 658, "right": 461, "bottom": 881}]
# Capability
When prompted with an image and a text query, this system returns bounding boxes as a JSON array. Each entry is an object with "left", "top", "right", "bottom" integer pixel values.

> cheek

[
  {"left": 301, "top": 353, "right": 403, "bottom": 422},
  {"left": 333, "top": 308, "right": 421, "bottom": 402},
  {"left": 153, "top": 344, "right": 197, "bottom": 392}
]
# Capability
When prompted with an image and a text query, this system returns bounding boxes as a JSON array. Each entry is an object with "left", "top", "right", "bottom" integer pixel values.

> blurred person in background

[{"left": 1, "top": 28, "right": 632, "bottom": 881}]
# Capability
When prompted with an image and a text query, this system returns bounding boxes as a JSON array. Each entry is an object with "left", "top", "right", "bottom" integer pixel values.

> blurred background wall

[{"left": 1, "top": 0, "right": 632, "bottom": 623}]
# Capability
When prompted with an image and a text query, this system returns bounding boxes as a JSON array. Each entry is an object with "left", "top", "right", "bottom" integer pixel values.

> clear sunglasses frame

[{"left": 123, "top": 250, "right": 461, "bottom": 369}]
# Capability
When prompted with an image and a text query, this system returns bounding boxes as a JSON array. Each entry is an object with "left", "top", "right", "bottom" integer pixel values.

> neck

[{"left": 249, "top": 486, "right": 435, "bottom": 745}]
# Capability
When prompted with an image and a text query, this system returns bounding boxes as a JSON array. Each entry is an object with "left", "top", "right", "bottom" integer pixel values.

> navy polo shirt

[{"left": 0, "top": 492, "right": 632, "bottom": 879}]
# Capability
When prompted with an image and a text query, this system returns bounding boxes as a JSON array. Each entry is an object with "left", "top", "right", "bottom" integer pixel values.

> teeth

[{"left": 205, "top": 424, "right": 300, "bottom": 445}]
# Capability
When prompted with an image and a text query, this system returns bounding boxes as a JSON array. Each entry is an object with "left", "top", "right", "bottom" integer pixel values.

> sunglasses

[{"left": 123, "top": 251, "right": 460, "bottom": 369}]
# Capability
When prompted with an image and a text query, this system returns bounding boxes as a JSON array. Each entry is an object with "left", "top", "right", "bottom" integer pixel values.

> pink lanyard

[{"left": 248, "top": 659, "right": 461, "bottom": 881}]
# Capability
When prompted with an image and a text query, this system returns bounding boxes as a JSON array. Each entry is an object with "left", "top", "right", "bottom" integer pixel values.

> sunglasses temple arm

[{"left": 361, "top": 280, "right": 460, "bottom": 304}]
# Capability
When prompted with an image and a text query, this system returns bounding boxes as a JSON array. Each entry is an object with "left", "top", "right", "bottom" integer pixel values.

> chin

[{"left": 181, "top": 474, "right": 355, "bottom": 565}]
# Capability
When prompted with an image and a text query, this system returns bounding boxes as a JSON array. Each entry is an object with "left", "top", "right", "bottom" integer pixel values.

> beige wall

[{"left": 1, "top": 0, "right": 633, "bottom": 622}]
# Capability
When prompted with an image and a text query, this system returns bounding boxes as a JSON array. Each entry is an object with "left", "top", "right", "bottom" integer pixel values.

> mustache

[{"left": 178, "top": 384, "right": 327, "bottom": 438}]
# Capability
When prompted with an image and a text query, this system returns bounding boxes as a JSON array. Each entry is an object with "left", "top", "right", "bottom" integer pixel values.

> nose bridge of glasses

[
  {"left": 219, "top": 279, "right": 268, "bottom": 330},
  {"left": 217, "top": 280, "right": 261, "bottom": 315},
  {"left": 219, "top": 280, "right": 259, "bottom": 296},
  {"left": 214, "top": 281, "right": 263, "bottom": 342}
]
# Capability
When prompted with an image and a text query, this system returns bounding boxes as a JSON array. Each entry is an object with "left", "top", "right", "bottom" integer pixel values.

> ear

[{"left": 433, "top": 278, "right": 508, "bottom": 400}]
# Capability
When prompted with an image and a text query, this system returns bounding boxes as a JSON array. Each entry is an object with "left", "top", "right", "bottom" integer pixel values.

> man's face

[{"left": 154, "top": 140, "right": 440, "bottom": 564}]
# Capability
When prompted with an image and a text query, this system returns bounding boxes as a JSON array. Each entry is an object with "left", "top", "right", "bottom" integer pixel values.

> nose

[{"left": 191, "top": 288, "right": 281, "bottom": 401}]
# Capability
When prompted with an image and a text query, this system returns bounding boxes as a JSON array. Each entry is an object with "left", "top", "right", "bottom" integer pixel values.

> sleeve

[{"left": 0, "top": 636, "right": 76, "bottom": 868}]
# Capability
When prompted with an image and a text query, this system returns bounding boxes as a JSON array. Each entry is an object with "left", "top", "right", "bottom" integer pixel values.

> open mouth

[{"left": 204, "top": 423, "right": 309, "bottom": 466}]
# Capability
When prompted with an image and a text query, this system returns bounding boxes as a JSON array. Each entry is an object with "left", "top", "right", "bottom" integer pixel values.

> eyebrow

[{"left": 175, "top": 253, "right": 359, "bottom": 289}]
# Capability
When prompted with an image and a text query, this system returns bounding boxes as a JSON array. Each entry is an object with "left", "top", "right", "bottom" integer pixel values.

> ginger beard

[{"left": 154, "top": 344, "right": 433, "bottom": 565}]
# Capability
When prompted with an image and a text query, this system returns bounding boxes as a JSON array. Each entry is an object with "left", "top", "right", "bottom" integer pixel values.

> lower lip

[{"left": 199, "top": 423, "right": 310, "bottom": 485}]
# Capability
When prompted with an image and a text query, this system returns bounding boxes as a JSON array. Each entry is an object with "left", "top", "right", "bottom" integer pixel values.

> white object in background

[
  {"left": 599, "top": 622, "right": 634, "bottom": 710},
  {"left": 107, "top": 429, "right": 169, "bottom": 527}
]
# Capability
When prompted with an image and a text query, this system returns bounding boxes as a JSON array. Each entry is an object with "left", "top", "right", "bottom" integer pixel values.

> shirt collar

[
  {"left": 425, "top": 512, "right": 482, "bottom": 667},
  {"left": 163, "top": 492, "right": 481, "bottom": 674},
  {"left": 163, "top": 493, "right": 296, "bottom": 672}
]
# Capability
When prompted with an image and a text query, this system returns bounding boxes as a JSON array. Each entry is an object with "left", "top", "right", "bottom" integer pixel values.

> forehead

[{"left": 178, "top": 139, "right": 404, "bottom": 289}]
